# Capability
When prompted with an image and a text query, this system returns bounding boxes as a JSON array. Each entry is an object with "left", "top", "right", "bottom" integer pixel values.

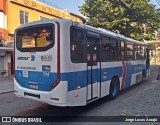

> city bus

[{"left": 14, "top": 19, "right": 150, "bottom": 106}]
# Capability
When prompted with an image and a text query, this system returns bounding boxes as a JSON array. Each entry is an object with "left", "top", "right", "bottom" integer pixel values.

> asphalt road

[{"left": 0, "top": 65, "right": 160, "bottom": 125}]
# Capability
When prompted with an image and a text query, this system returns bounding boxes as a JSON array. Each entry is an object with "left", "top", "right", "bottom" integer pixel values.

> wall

[
  {"left": 0, "top": 0, "right": 6, "bottom": 14},
  {"left": 7, "top": 0, "right": 85, "bottom": 34}
]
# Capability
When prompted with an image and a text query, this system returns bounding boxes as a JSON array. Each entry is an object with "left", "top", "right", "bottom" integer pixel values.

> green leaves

[{"left": 80, "top": 0, "right": 160, "bottom": 41}]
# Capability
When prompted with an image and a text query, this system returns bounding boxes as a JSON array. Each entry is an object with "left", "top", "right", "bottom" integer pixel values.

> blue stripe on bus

[
  {"left": 15, "top": 63, "right": 146, "bottom": 91},
  {"left": 15, "top": 70, "right": 57, "bottom": 91}
]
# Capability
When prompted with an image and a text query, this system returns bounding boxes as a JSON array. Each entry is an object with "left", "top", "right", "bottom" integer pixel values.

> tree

[{"left": 79, "top": 0, "right": 160, "bottom": 41}]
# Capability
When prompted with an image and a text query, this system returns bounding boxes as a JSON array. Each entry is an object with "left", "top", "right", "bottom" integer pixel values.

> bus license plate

[{"left": 30, "top": 84, "right": 38, "bottom": 89}]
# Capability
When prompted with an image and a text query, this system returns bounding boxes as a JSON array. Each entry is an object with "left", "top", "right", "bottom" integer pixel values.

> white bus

[{"left": 14, "top": 19, "right": 150, "bottom": 106}]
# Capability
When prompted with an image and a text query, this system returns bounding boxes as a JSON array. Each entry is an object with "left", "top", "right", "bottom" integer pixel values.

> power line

[
  {"left": 108, "top": 0, "right": 159, "bottom": 32},
  {"left": 156, "top": 0, "right": 160, "bottom": 7},
  {"left": 150, "top": 0, "right": 157, "bottom": 6}
]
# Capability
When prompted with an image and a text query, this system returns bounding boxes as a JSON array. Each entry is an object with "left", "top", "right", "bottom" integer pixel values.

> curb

[{"left": 0, "top": 91, "right": 14, "bottom": 94}]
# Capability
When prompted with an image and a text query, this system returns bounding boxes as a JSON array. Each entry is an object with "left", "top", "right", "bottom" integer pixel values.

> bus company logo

[
  {"left": 41, "top": 55, "right": 52, "bottom": 61},
  {"left": 17, "top": 56, "right": 30, "bottom": 60},
  {"left": 17, "top": 55, "right": 35, "bottom": 61},
  {"left": 31, "top": 55, "right": 35, "bottom": 61}
]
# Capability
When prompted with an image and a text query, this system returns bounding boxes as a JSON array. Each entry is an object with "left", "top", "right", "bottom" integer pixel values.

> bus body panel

[
  {"left": 14, "top": 79, "right": 68, "bottom": 105},
  {"left": 15, "top": 22, "right": 58, "bottom": 92},
  {"left": 14, "top": 19, "right": 150, "bottom": 107},
  {"left": 15, "top": 49, "right": 57, "bottom": 91}
]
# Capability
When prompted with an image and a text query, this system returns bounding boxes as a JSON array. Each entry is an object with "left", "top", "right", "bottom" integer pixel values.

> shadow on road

[{"left": 19, "top": 81, "right": 154, "bottom": 117}]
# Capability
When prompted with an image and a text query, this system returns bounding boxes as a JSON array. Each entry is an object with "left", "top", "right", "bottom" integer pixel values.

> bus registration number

[{"left": 30, "top": 84, "right": 38, "bottom": 89}]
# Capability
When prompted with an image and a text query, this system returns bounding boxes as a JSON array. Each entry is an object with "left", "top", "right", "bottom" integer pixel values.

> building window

[
  {"left": 20, "top": 10, "right": 29, "bottom": 25},
  {"left": 40, "top": 16, "right": 49, "bottom": 20}
]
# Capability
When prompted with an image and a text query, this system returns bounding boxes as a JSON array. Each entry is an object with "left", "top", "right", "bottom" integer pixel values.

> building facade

[{"left": 0, "top": 0, "right": 85, "bottom": 77}]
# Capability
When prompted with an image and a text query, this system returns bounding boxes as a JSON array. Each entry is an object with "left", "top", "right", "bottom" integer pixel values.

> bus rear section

[{"left": 14, "top": 22, "right": 68, "bottom": 106}]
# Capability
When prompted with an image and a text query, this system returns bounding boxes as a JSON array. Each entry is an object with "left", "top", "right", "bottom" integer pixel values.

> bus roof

[
  {"left": 16, "top": 18, "right": 147, "bottom": 45},
  {"left": 16, "top": 18, "right": 72, "bottom": 30},
  {"left": 74, "top": 22, "right": 147, "bottom": 45}
]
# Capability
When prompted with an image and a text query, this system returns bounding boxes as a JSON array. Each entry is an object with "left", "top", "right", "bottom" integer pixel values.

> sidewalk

[{"left": 0, "top": 78, "right": 14, "bottom": 94}]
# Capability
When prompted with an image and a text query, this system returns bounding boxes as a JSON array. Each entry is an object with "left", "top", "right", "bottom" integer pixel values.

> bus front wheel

[{"left": 109, "top": 77, "right": 119, "bottom": 100}]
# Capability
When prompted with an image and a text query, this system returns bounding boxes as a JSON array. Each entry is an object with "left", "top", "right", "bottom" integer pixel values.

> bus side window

[
  {"left": 70, "top": 27, "right": 85, "bottom": 63},
  {"left": 140, "top": 45, "right": 145, "bottom": 59},
  {"left": 110, "top": 38, "right": 118, "bottom": 60},
  {"left": 101, "top": 37, "right": 118, "bottom": 61},
  {"left": 126, "top": 42, "right": 134, "bottom": 60},
  {"left": 135, "top": 44, "right": 138, "bottom": 59},
  {"left": 135, "top": 44, "right": 141, "bottom": 59},
  {"left": 101, "top": 36, "right": 110, "bottom": 61},
  {"left": 120, "top": 41, "right": 125, "bottom": 60},
  {"left": 144, "top": 46, "right": 147, "bottom": 59}
]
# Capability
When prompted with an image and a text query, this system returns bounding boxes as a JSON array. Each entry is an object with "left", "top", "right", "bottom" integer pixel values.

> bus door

[{"left": 86, "top": 37, "right": 100, "bottom": 101}]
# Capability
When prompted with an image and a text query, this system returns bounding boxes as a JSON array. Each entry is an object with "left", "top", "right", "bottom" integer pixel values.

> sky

[
  {"left": 37, "top": 0, "right": 85, "bottom": 17},
  {"left": 37, "top": 0, "right": 160, "bottom": 17}
]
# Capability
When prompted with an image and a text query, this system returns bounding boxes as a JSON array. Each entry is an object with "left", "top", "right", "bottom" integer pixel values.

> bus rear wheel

[{"left": 109, "top": 78, "right": 119, "bottom": 100}]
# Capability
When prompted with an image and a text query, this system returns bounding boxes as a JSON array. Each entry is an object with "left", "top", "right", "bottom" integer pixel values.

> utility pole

[{"left": 125, "top": 20, "right": 129, "bottom": 37}]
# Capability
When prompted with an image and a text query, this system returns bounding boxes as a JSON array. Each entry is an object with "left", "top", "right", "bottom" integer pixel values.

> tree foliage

[{"left": 79, "top": 0, "right": 160, "bottom": 41}]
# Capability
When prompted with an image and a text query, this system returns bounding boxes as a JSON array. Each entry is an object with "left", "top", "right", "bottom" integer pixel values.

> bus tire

[{"left": 109, "top": 77, "right": 119, "bottom": 100}]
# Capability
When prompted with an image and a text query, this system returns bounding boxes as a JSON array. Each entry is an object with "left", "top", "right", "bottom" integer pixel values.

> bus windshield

[{"left": 16, "top": 24, "right": 54, "bottom": 52}]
